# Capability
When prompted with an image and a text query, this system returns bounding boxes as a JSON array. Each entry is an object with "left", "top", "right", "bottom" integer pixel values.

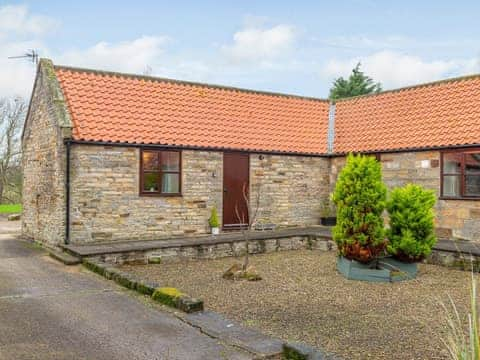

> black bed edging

[{"left": 82, "top": 258, "right": 204, "bottom": 313}]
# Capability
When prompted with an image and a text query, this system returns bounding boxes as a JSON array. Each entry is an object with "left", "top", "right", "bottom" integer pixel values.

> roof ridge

[
  {"left": 334, "top": 72, "right": 480, "bottom": 102},
  {"left": 51, "top": 58, "right": 480, "bottom": 104},
  {"left": 52, "top": 60, "right": 329, "bottom": 103}
]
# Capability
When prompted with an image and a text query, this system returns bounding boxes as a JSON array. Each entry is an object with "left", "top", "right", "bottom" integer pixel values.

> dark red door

[{"left": 223, "top": 152, "right": 249, "bottom": 229}]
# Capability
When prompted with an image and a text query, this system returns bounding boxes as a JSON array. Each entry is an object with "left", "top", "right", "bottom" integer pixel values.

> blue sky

[{"left": 1, "top": 1, "right": 479, "bottom": 98}]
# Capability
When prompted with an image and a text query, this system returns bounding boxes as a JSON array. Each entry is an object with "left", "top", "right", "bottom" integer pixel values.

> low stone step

[
  {"left": 61, "top": 226, "right": 333, "bottom": 257},
  {"left": 49, "top": 250, "right": 81, "bottom": 265},
  {"left": 7, "top": 213, "right": 21, "bottom": 221}
]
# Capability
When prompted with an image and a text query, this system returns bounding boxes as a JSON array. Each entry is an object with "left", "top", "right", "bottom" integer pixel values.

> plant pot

[
  {"left": 211, "top": 227, "right": 220, "bottom": 235},
  {"left": 336, "top": 256, "right": 417, "bottom": 282},
  {"left": 320, "top": 217, "right": 336, "bottom": 226}
]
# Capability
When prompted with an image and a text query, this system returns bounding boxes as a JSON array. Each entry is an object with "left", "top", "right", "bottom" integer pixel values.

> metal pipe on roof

[{"left": 327, "top": 103, "right": 336, "bottom": 153}]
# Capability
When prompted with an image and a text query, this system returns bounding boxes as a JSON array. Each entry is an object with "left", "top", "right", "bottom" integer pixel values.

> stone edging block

[
  {"left": 83, "top": 258, "right": 203, "bottom": 313},
  {"left": 283, "top": 342, "right": 342, "bottom": 360}
]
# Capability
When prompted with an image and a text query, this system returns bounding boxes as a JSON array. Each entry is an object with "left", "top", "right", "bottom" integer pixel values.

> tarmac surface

[{"left": 0, "top": 219, "right": 251, "bottom": 360}]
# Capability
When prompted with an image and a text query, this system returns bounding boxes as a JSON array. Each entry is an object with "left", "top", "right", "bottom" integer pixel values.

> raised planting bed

[{"left": 337, "top": 256, "right": 417, "bottom": 282}]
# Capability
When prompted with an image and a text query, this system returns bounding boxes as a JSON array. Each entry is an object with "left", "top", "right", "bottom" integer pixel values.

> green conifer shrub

[
  {"left": 332, "top": 154, "right": 387, "bottom": 263},
  {"left": 386, "top": 184, "right": 436, "bottom": 262},
  {"left": 209, "top": 206, "right": 219, "bottom": 228}
]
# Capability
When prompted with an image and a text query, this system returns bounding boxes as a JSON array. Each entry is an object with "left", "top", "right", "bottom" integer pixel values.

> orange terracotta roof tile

[
  {"left": 54, "top": 64, "right": 480, "bottom": 155},
  {"left": 55, "top": 66, "right": 330, "bottom": 154},
  {"left": 334, "top": 76, "right": 480, "bottom": 153}
]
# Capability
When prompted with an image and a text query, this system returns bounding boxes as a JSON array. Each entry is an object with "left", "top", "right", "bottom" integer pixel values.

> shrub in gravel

[
  {"left": 386, "top": 184, "right": 436, "bottom": 262},
  {"left": 332, "top": 154, "right": 387, "bottom": 263}
]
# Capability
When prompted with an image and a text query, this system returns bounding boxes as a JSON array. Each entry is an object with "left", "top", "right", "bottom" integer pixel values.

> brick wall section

[
  {"left": 22, "top": 71, "right": 67, "bottom": 246},
  {"left": 251, "top": 154, "right": 330, "bottom": 227},
  {"left": 69, "top": 146, "right": 223, "bottom": 243},
  {"left": 330, "top": 151, "right": 480, "bottom": 241}
]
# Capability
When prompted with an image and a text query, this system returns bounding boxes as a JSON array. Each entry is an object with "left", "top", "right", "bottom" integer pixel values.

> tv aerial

[{"left": 8, "top": 49, "right": 39, "bottom": 65}]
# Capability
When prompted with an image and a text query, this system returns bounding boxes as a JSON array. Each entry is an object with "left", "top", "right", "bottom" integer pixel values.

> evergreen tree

[
  {"left": 329, "top": 63, "right": 382, "bottom": 100},
  {"left": 332, "top": 154, "right": 387, "bottom": 263},
  {"left": 386, "top": 184, "right": 437, "bottom": 262}
]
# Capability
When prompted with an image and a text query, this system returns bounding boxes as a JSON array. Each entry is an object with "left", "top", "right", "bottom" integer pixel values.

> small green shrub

[
  {"left": 332, "top": 154, "right": 387, "bottom": 263},
  {"left": 386, "top": 184, "right": 436, "bottom": 262},
  {"left": 209, "top": 206, "right": 219, "bottom": 228}
]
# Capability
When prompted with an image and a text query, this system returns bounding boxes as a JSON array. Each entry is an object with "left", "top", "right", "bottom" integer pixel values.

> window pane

[
  {"left": 465, "top": 153, "right": 480, "bottom": 174},
  {"left": 143, "top": 152, "right": 159, "bottom": 170},
  {"left": 161, "top": 151, "right": 180, "bottom": 171},
  {"left": 443, "top": 153, "right": 462, "bottom": 174},
  {"left": 465, "top": 174, "right": 480, "bottom": 196},
  {"left": 143, "top": 173, "right": 160, "bottom": 192},
  {"left": 162, "top": 173, "right": 180, "bottom": 193},
  {"left": 443, "top": 175, "right": 461, "bottom": 197}
]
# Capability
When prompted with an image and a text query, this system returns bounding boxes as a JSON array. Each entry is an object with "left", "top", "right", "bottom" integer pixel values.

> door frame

[{"left": 222, "top": 152, "right": 250, "bottom": 230}]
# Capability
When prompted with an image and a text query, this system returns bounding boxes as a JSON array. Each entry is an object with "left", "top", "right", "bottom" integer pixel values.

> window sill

[
  {"left": 140, "top": 192, "right": 183, "bottom": 197},
  {"left": 439, "top": 196, "right": 480, "bottom": 201}
]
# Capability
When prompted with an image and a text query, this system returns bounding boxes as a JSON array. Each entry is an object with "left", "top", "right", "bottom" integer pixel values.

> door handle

[{"left": 223, "top": 188, "right": 228, "bottom": 193}]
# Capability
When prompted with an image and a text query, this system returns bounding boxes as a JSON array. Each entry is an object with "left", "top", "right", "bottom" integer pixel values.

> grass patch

[{"left": 0, "top": 204, "right": 21, "bottom": 214}]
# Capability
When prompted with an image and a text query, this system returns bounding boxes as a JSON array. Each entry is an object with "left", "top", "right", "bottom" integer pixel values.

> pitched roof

[
  {"left": 52, "top": 61, "right": 480, "bottom": 155},
  {"left": 334, "top": 76, "right": 480, "bottom": 153},
  {"left": 54, "top": 65, "right": 330, "bottom": 155}
]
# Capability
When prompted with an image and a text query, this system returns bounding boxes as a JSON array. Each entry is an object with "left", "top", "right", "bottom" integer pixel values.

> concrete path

[{"left": 0, "top": 220, "right": 251, "bottom": 360}]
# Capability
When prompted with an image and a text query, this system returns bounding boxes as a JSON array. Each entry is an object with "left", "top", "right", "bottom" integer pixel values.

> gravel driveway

[{"left": 122, "top": 250, "right": 479, "bottom": 360}]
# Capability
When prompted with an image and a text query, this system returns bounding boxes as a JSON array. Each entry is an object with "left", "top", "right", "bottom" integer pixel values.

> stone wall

[
  {"left": 69, "top": 147, "right": 223, "bottom": 243},
  {"left": 93, "top": 235, "right": 334, "bottom": 265},
  {"left": 251, "top": 154, "right": 330, "bottom": 227},
  {"left": 330, "top": 151, "right": 480, "bottom": 241},
  {"left": 22, "top": 69, "right": 67, "bottom": 246},
  {"left": 68, "top": 148, "right": 330, "bottom": 244}
]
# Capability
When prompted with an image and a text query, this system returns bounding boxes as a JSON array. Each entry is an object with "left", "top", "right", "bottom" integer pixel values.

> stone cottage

[{"left": 22, "top": 59, "right": 480, "bottom": 247}]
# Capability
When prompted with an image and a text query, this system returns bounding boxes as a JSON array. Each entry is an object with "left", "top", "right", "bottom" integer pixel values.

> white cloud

[
  {"left": 0, "top": 41, "right": 40, "bottom": 98},
  {"left": 321, "top": 50, "right": 480, "bottom": 89},
  {"left": 57, "top": 36, "right": 170, "bottom": 73},
  {"left": 222, "top": 24, "right": 296, "bottom": 63},
  {"left": 0, "top": 4, "right": 58, "bottom": 98},
  {"left": 0, "top": 4, "right": 58, "bottom": 36},
  {"left": 0, "top": 34, "right": 170, "bottom": 98},
  {"left": 0, "top": 4, "right": 479, "bottom": 101},
  {"left": 0, "top": 4, "right": 170, "bottom": 98}
]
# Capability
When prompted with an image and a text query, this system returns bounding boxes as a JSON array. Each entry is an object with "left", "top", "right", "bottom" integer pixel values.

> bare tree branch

[
  {"left": 234, "top": 180, "right": 262, "bottom": 270},
  {"left": 0, "top": 97, "right": 26, "bottom": 204}
]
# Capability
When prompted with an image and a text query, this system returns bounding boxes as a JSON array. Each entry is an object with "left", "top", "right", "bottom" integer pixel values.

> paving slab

[
  {"left": 434, "top": 238, "right": 480, "bottom": 256},
  {"left": 184, "top": 310, "right": 284, "bottom": 358}
]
